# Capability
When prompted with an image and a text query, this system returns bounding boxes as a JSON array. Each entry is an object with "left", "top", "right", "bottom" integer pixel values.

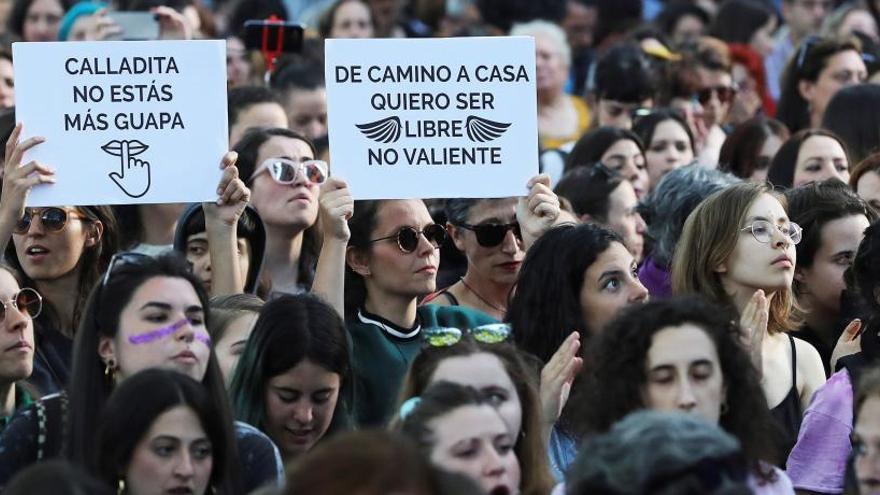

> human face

[
  {"left": 330, "top": 0, "right": 374, "bottom": 38},
  {"left": 800, "top": 50, "right": 867, "bottom": 123},
  {"left": 750, "top": 133, "right": 783, "bottom": 183},
  {"left": 604, "top": 182, "right": 646, "bottom": 262},
  {"left": 213, "top": 313, "right": 257, "bottom": 385},
  {"left": 795, "top": 214, "right": 869, "bottom": 315},
  {"left": 283, "top": 88, "right": 328, "bottom": 141},
  {"left": 250, "top": 136, "right": 320, "bottom": 230},
  {"left": 228, "top": 102, "right": 288, "bottom": 148},
  {"left": 22, "top": 0, "right": 63, "bottom": 41},
  {"left": 839, "top": 9, "right": 879, "bottom": 42},
  {"left": 857, "top": 170, "right": 880, "bottom": 212},
  {"left": 108, "top": 277, "right": 210, "bottom": 383},
  {"left": 719, "top": 194, "right": 797, "bottom": 298},
  {"left": 0, "top": 270, "right": 34, "bottom": 384},
  {"left": 534, "top": 34, "right": 568, "bottom": 94},
  {"left": 672, "top": 14, "right": 705, "bottom": 46},
  {"left": 12, "top": 206, "right": 95, "bottom": 285},
  {"left": 450, "top": 199, "right": 523, "bottom": 287},
  {"left": 361, "top": 200, "right": 440, "bottom": 301},
  {"left": 645, "top": 119, "right": 693, "bottom": 188},
  {"left": 429, "top": 405, "right": 521, "bottom": 495},
  {"left": 697, "top": 68, "right": 734, "bottom": 128},
  {"left": 185, "top": 232, "right": 251, "bottom": 295},
  {"left": 643, "top": 323, "right": 725, "bottom": 424},
  {"left": 0, "top": 58, "right": 14, "bottom": 108},
  {"left": 430, "top": 353, "right": 523, "bottom": 436},
  {"left": 126, "top": 405, "right": 213, "bottom": 495},
  {"left": 597, "top": 98, "right": 654, "bottom": 130},
  {"left": 580, "top": 241, "right": 649, "bottom": 335},
  {"left": 600, "top": 138, "right": 649, "bottom": 199},
  {"left": 854, "top": 395, "right": 880, "bottom": 495},
  {"left": 784, "top": 0, "right": 831, "bottom": 37},
  {"left": 264, "top": 359, "right": 340, "bottom": 460},
  {"left": 562, "top": 0, "right": 596, "bottom": 53},
  {"left": 793, "top": 135, "right": 849, "bottom": 188},
  {"left": 750, "top": 16, "right": 778, "bottom": 57},
  {"left": 226, "top": 37, "right": 252, "bottom": 88}
]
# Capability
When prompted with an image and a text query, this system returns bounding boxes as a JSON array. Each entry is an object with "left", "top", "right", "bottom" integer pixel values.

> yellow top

[{"left": 540, "top": 95, "right": 591, "bottom": 150}]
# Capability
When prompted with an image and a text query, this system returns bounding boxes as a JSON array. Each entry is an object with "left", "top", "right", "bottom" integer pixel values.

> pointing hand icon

[{"left": 102, "top": 140, "right": 151, "bottom": 198}]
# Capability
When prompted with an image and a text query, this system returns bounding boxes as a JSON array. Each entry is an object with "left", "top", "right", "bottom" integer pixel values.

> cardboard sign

[
  {"left": 13, "top": 40, "right": 227, "bottom": 206},
  {"left": 325, "top": 37, "right": 538, "bottom": 200}
]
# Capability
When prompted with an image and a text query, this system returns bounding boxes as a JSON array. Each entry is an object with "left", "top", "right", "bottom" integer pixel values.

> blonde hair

[{"left": 671, "top": 182, "right": 795, "bottom": 334}]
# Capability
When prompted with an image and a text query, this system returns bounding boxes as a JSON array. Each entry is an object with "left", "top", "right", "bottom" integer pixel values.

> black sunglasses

[
  {"left": 697, "top": 86, "right": 736, "bottom": 105},
  {"left": 15, "top": 207, "right": 86, "bottom": 235},
  {"left": 455, "top": 221, "right": 522, "bottom": 248},
  {"left": 369, "top": 224, "right": 447, "bottom": 253}
]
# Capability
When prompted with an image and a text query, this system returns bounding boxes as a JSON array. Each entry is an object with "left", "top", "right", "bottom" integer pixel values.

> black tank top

[{"left": 769, "top": 335, "right": 802, "bottom": 458}]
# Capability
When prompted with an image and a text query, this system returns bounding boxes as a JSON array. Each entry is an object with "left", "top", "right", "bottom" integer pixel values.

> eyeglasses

[
  {"left": 250, "top": 158, "right": 329, "bottom": 185},
  {"left": 697, "top": 86, "right": 736, "bottom": 105},
  {"left": 15, "top": 207, "right": 86, "bottom": 235},
  {"left": 741, "top": 220, "right": 802, "bottom": 245},
  {"left": 368, "top": 224, "right": 447, "bottom": 253},
  {"left": 604, "top": 101, "right": 648, "bottom": 119},
  {"left": 0, "top": 288, "right": 42, "bottom": 322},
  {"left": 424, "top": 323, "right": 512, "bottom": 347},
  {"left": 454, "top": 221, "right": 522, "bottom": 248}
]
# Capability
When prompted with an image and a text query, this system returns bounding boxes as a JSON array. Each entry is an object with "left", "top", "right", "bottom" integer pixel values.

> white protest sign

[
  {"left": 325, "top": 37, "right": 537, "bottom": 200},
  {"left": 13, "top": 40, "right": 227, "bottom": 206}
]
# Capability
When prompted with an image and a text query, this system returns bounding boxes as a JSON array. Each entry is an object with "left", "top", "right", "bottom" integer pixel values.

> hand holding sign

[
  {"left": 103, "top": 139, "right": 150, "bottom": 198},
  {"left": 516, "top": 174, "right": 561, "bottom": 249}
]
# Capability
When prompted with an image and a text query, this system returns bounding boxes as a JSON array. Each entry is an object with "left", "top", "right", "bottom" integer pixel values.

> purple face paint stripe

[
  {"left": 195, "top": 332, "right": 212, "bottom": 346},
  {"left": 127, "top": 319, "right": 190, "bottom": 344}
]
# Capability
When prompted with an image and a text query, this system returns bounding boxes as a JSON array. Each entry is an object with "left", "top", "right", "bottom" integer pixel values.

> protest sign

[
  {"left": 325, "top": 37, "right": 538, "bottom": 200},
  {"left": 13, "top": 40, "right": 227, "bottom": 206}
]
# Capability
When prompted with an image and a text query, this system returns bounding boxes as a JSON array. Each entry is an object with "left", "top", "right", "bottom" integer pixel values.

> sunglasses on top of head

[
  {"left": 368, "top": 224, "right": 447, "bottom": 253},
  {"left": 15, "top": 207, "right": 87, "bottom": 235},
  {"left": 250, "top": 158, "right": 329, "bottom": 185}
]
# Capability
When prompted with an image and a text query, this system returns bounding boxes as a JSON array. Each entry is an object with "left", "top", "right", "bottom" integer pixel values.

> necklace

[{"left": 460, "top": 277, "right": 507, "bottom": 314}]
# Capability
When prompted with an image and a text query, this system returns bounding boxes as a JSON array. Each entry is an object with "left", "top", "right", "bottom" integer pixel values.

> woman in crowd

[
  {"left": 398, "top": 381, "right": 521, "bottom": 495},
  {"left": 8, "top": 0, "right": 71, "bottom": 41},
  {"left": 632, "top": 109, "right": 695, "bottom": 192},
  {"left": 0, "top": 264, "right": 40, "bottom": 431},
  {"left": 564, "top": 127, "right": 649, "bottom": 199},
  {"left": 638, "top": 166, "right": 740, "bottom": 297},
  {"left": 572, "top": 296, "right": 790, "bottom": 492},
  {"left": 852, "top": 367, "right": 880, "bottom": 495},
  {"left": 208, "top": 293, "right": 263, "bottom": 385},
  {"left": 554, "top": 164, "right": 646, "bottom": 262},
  {"left": 0, "top": 123, "right": 118, "bottom": 395},
  {"left": 822, "top": 84, "right": 880, "bottom": 166},
  {"left": 229, "top": 294, "right": 351, "bottom": 463},
  {"left": 719, "top": 117, "right": 789, "bottom": 183},
  {"left": 776, "top": 36, "right": 866, "bottom": 133},
  {"left": 423, "top": 197, "right": 525, "bottom": 321},
  {"left": 672, "top": 182, "right": 827, "bottom": 456},
  {"left": 92, "top": 369, "right": 236, "bottom": 495},
  {"left": 319, "top": 0, "right": 375, "bottom": 39},
  {"left": 396, "top": 332, "right": 556, "bottom": 494},
  {"left": 710, "top": 0, "right": 777, "bottom": 58},
  {"left": 768, "top": 129, "right": 851, "bottom": 189},
  {"left": 851, "top": 152, "right": 880, "bottom": 212},
  {"left": 785, "top": 179, "right": 874, "bottom": 376}
]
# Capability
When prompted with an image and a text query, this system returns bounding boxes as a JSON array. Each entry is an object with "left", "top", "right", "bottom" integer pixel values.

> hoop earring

[
  {"left": 117, "top": 478, "right": 125, "bottom": 494},
  {"left": 104, "top": 358, "right": 117, "bottom": 379}
]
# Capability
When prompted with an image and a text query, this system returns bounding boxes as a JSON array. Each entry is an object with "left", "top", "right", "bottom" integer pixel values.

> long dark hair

[
  {"left": 66, "top": 253, "right": 241, "bottom": 493},
  {"left": 344, "top": 199, "right": 384, "bottom": 316},
  {"left": 7, "top": 0, "right": 74, "bottom": 38},
  {"left": 92, "top": 369, "right": 236, "bottom": 494},
  {"left": 571, "top": 295, "right": 781, "bottom": 480},
  {"left": 719, "top": 116, "right": 789, "bottom": 180},
  {"left": 564, "top": 127, "right": 645, "bottom": 173},
  {"left": 767, "top": 128, "right": 850, "bottom": 189}
]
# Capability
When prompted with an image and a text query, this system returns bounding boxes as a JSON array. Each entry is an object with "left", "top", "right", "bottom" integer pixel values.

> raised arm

[
  {"left": 516, "top": 174, "right": 562, "bottom": 250},
  {"left": 312, "top": 178, "right": 354, "bottom": 317},
  {"left": 203, "top": 151, "right": 250, "bottom": 296}
]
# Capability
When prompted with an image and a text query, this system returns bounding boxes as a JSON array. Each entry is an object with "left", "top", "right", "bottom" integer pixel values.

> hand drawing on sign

[
  {"left": 102, "top": 139, "right": 151, "bottom": 198},
  {"left": 356, "top": 116, "right": 402, "bottom": 143},
  {"left": 465, "top": 116, "right": 511, "bottom": 143}
]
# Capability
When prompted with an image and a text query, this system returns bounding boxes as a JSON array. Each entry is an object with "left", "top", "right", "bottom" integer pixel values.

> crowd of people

[{"left": 0, "top": 0, "right": 879, "bottom": 494}]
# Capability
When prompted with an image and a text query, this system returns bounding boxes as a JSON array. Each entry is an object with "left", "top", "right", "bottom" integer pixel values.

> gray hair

[
  {"left": 566, "top": 410, "right": 750, "bottom": 495},
  {"left": 510, "top": 20, "right": 572, "bottom": 67},
  {"left": 641, "top": 165, "right": 741, "bottom": 268}
]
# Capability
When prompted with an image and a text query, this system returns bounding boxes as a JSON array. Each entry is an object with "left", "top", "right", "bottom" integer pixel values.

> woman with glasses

[
  {"left": 564, "top": 127, "right": 650, "bottom": 199},
  {"left": 422, "top": 197, "right": 524, "bottom": 321},
  {"left": 0, "top": 123, "right": 118, "bottom": 396},
  {"left": 0, "top": 265, "right": 41, "bottom": 433},
  {"left": 768, "top": 129, "right": 851, "bottom": 189},
  {"left": 229, "top": 293, "right": 352, "bottom": 463},
  {"left": 672, "top": 182, "right": 827, "bottom": 457},
  {"left": 395, "top": 329, "right": 555, "bottom": 495},
  {"left": 632, "top": 109, "right": 696, "bottom": 192}
]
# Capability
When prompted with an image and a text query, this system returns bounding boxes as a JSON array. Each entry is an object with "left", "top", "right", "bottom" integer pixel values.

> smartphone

[
  {"left": 243, "top": 20, "right": 303, "bottom": 54},
  {"left": 107, "top": 11, "right": 160, "bottom": 41}
]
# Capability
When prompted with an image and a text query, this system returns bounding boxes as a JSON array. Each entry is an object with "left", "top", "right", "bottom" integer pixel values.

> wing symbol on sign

[
  {"left": 356, "top": 116, "right": 402, "bottom": 144},
  {"left": 465, "top": 116, "right": 511, "bottom": 143}
]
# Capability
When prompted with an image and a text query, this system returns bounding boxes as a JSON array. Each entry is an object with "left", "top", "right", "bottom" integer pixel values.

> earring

[
  {"left": 117, "top": 479, "right": 125, "bottom": 494},
  {"left": 104, "top": 358, "right": 117, "bottom": 378}
]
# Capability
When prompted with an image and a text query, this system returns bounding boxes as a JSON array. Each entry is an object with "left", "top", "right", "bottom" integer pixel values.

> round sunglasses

[
  {"left": 0, "top": 288, "right": 42, "bottom": 322},
  {"left": 15, "top": 207, "right": 86, "bottom": 235},
  {"left": 250, "top": 158, "right": 329, "bottom": 185},
  {"left": 368, "top": 224, "right": 447, "bottom": 253},
  {"left": 455, "top": 221, "right": 522, "bottom": 248}
]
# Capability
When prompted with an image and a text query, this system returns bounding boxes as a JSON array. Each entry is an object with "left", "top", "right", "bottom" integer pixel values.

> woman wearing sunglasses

[
  {"left": 395, "top": 328, "right": 555, "bottom": 495},
  {"left": 0, "top": 123, "right": 118, "bottom": 396},
  {"left": 422, "top": 197, "right": 524, "bottom": 321},
  {"left": 234, "top": 127, "right": 328, "bottom": 295},
  {"left": 672, "top": 182, "right": 827, "bottom": 458},
  {"left": 0, "top": 265, "right": 41, "bottom": 433}
]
